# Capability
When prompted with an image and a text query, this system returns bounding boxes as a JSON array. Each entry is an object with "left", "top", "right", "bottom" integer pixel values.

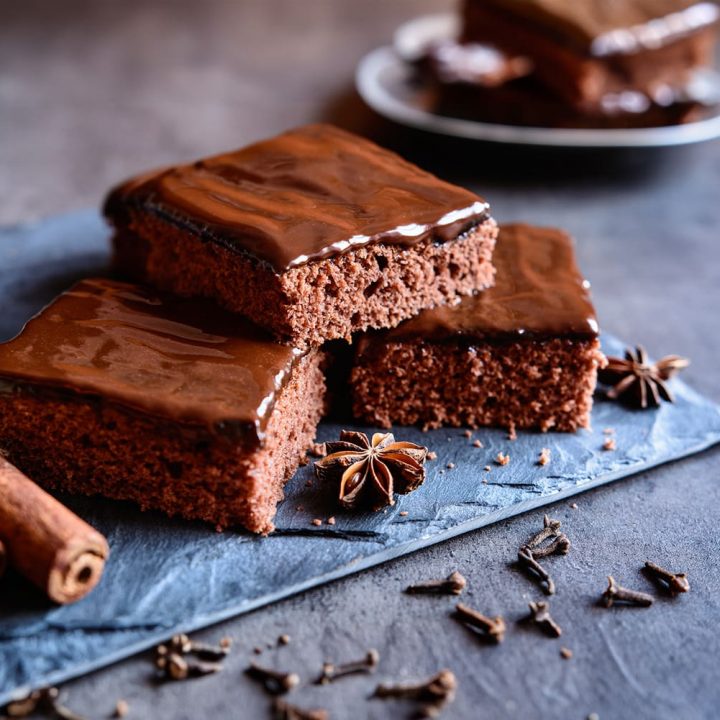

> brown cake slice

[
  {"left": 0, "top": 279, "right": 326, "bottom": 534},
  {"left": 351, "top": 224, "right": 605, "bottom": 432},
  {"left": 420, "top": 40, "right": 716, "bottom": 128},
  {"left": 461, "top": 0, "right": 719, "bottom": 111},
  {"left": 105, "top": 123, "right": 498, "bottom": 348}
]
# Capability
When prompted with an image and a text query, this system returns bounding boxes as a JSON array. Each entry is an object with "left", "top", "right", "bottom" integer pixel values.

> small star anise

[
  {"left": 314, "top": 430, "right": 428, "bottom": 511},
  {"left": 598, "top": 345, "right": 689, "bottom": 409}
]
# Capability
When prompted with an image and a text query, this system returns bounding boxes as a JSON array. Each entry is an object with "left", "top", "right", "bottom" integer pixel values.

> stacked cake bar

[
  {"left": 0, "top": 124, "right": 604, "bottom": 533},
  {"left": 420, "top": 0, "right": 720, "bottom": 128},
  {"left": 351, "top": 224, "right": 604, "bottom": 432}
]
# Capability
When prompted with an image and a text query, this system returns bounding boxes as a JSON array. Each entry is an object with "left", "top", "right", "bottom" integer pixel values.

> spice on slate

[
  {"left": 246, "top": 662, "right": 300, "bottom": 695},
  {"left": 602, "top": 438, "right": 616, "bottom": 451},
  {"left": 405, "top": 571, "right": 467, "bottom": 596},
  {"left": 314, "top": 430, "right": 428, "bottom": 511},
  {"left": 114, "top": 699, "right": 129, "bottom": 718},
  {"left": 525, "top": 602, "right": 562, "bottom": 638},
  {"left": 644, "top": 561, "right": 690, "bottom": 593},
  {"left": 495, "top": 452, "right": 510, "bottom": 466},
  {"left": 374, "top": 669, "right": 457, "bottom": 719},
  {"left": 538, "top": 448, "right": 551, "bottom": 466},
  {"left": 560, "top": 647, "right": 573, "bottom": 660},
  {"left": 598, "top": 345, "right": 689, "bottom": 409},
  {"left": 278, "top": 634, "right": 291, "bottom": 646},
  {"left": 472, "top": 439, "right": 483, "bottom": 448},
  {"left": 316, "top": 649, "right": 379, "bottom": 684},
  {"left": 454, "top": 602, "right": 506, "bottom": 643},
  {"left": 601, "top": 576, "right": 654, "bottom": 608},
  {"left": 273, "top": 698, "right": 329, "bottom": 720}
]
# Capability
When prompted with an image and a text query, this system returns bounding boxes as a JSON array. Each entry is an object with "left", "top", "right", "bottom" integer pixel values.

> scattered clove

[
  {"left": 246, "top": 661, "right": 300, "bottom": 695},
  {"left": 516, "top": 515, "right": 567, "bottom": 595},
  {"left": 405, "top": 571, "right": 467, "bottom": 596},
  {"left": 114, "top": 699, "right": 129, "bottom": 718},
  {"left": 454, "top": 602, "right": 506, "bottom": 643},
  {"left": 278, "top": 634, "right": 291, "bottom": 646},
  {"left": 601, "top": 576, "right": 653, "bottom": 608},
  {"left": 495, "top": 452, "right": 510, "bottom": 466},
  {"left": 644, "top": 561, "right": 690, "bottom": 594},
  {"left": 528, "top": 533, "right": 571, "bottom": 559},
  {"left": 537, "top": 448, "right": 551, "bottom": 466},
  {"left": 160, "top": 652, "right": 223, "bottom": 681},
  {"left": 525, "top": 601, "right": 562, "bottom": 638},
  {"left": 272, "top": 698, "right": 329, "bottom": 720},
  {"left": 374, "top": 669, "right": 457, "bottom": 718},
  {"left": 4, "top": 687, "right": 87, "bottom": 720},
  {"left": 523, "top": 514, "right": 562, "bottom": 550},
  {"left": 517, "top": 548, "right": 556, "bottom": 596},
  {"left": 560, "top": 647, "right": 573, "bottom": 660},
  {"left": 316, "top": 649, "right": 379, "bottom": 684},
  {"left": 160, "top": 633, "right": 232, "bottom": 662}
]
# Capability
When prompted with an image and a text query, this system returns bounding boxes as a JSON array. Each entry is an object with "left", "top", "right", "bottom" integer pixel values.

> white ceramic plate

[{"left": 355, "top": 13, "right": 720, "bottom": 148}]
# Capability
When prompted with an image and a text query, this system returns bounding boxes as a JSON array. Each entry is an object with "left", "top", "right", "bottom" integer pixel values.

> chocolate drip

[
  {"left": 473, "top": 0, "right": 719, "bottom": 56},
  {"left": 0, "top": 279, "right": 303, "bottom": 446},
  {"left": 382, "top": 223, "right": 599, "bottom": 344},
  {"left": 104, "top": 124, "right": 490, "bottom": 272}
]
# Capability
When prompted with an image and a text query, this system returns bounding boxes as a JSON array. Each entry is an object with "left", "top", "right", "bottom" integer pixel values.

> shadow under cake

[
  {"left": 105, "top": 123, "right": 498, "bottom": 348},
  {"left": 0, "top": 279, "right": 325, "bottom": 534},
  {"left": 351, "top": 223, "right": 605, "bottom": 432}
]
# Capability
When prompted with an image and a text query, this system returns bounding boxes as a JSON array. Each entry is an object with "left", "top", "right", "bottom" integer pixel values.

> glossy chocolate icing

[
  {"left": 475, "top": 0, "right": 719, "bottom": 56},
  {"left": 0, "top": 279, "right": 304, "bottom": 446},
  {"left": 104, "top": 124, "right": 491, "bottom": 273},
  {"left": 380, "top": 223, "right": 599, "bottom": 344}
]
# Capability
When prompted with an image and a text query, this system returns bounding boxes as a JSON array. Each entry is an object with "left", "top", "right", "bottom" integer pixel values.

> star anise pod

[
  {"left": 314, "top": 430, "right": 428, "bottom": 511},
  {"left": 598, "top": 345, "right": 689, "bottom": 409}
]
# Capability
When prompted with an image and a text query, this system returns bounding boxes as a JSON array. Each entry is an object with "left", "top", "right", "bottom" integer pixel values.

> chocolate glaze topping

[
  {"left": 0, "top": 279, "right": 304, "bottom": 446},
  {"left": 379, "top": 223, "right": 599, "bottom": 344},
  {"left": 104, "top": 124, "right": 491, "bottom": 273},
  {"left": 476, "top": 0, "right": 719, "bottom": 56}
]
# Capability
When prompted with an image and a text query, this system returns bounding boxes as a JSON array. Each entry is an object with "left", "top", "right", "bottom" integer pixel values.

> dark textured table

[{"left": 1, "top": 1, "right": 719, "bottom": 719}]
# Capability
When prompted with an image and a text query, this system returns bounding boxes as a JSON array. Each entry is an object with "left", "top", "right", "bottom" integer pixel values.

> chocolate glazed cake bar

[
  {"left": 461, "top": 0, "right": 720, "bottom": 112},
  {"left": 0, "top": 279, "right": 326, "bottom": 534},
  {"left": 105, "top": 124, "right": 498, "bottom": 348},
  {"left": 351, "top": 224, "right": 605, "bottom": 432}
]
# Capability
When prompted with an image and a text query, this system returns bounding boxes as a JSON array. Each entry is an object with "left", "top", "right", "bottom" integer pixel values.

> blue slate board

[{"left": 1, "top": 210, "right": 720, "bottom": 704}]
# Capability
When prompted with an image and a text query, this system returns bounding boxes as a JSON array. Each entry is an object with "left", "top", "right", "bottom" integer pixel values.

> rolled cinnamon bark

[{"left": 0, "top": 457, "right": 109, "bottom": 603}]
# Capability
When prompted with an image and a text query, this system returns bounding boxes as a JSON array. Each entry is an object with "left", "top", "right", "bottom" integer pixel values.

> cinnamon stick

[{"left": 0, "top": 457, "right": 109, "bottom": 603}]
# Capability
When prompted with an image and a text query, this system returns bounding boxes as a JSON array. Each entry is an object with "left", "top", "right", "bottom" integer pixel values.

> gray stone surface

[{"left": 1, "top": 1, "right": 720, "bottom": 719}]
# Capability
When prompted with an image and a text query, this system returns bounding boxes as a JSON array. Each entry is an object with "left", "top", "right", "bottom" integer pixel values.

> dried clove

[
  {"left": 523, "top": 514, "right": 562, "bottom": 550},
  {"left": 525, "top": 601, "right": 562, "bottom": 638},
  {"left": 114, "top": 699, "right": 130, "bottom": 718},
  {"left": 601, "top": 576, "right": 653, "bottom": 608},
  {"left": 160, "top": 652, "right": 223, "bottom": 681},
  {"left": 644, "top": 561, "right": 690, "bottom": 594},
  {"left": 454, "top": 602, "right": 506, "bottom": 643},
  {"left": 316, "top": 649, "right": 379, "bottom": 684},
  {"left": 272, "top": 698, "right": 329, "bottom": 720},
  {"left": 517, "top": 547, "right": 556, "bottom": 595},
  {"left": 528, "top": 533, "right": 571, "bottom": 559},
  {"left": 374, "top": 669, "right": 457, "bottom": 718},
  {"left": 246, "top": 661, "right": 300, "bottom": 695},
  {"left": 405, "top": 571, "right": 467, "bottom": 596},
  {"left": 161, "top": 633, "right": 232, "bottom": 661},
  {"left": 4, "top": 687, "right": 87, "bottom": 720}
]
